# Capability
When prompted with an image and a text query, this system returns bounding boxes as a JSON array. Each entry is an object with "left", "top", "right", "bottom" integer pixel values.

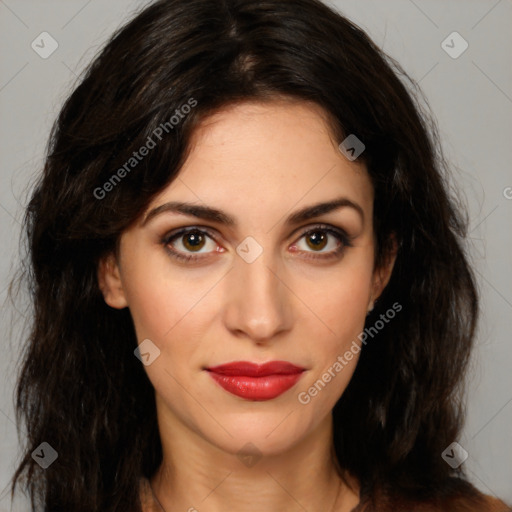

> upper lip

[{"left": 205, "top": 361, "right": 305, "bottom": 377}]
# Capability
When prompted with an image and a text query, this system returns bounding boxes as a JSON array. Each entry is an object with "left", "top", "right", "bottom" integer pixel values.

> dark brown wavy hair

[{"left": 9, "top": 0, "right": 504, "bottom": 510}]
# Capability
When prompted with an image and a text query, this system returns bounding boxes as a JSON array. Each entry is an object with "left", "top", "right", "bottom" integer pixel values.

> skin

[{"left": 98, "top": 99, "right": 396, "bottom": 512}]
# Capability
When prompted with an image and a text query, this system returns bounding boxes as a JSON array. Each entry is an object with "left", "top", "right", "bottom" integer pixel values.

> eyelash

[{"left": 161, "top": 224, "right": 354, "bottom": 263}]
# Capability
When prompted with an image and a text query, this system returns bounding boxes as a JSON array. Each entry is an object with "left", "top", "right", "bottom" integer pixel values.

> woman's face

[{"left": 99, "top": 100, "right": 394, "bottom": 457}]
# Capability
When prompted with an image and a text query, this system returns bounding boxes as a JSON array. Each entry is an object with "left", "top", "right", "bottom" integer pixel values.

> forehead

[
  {"left": 149, "top": 100, "right": 373, "bottom": 223},
  {"left": 186, "top": 99, "right": 353, "bottom": 172}
]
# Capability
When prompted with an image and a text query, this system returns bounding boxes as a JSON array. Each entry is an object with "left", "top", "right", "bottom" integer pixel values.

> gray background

[{"left": 0, "top": 0, "right": 511, "bottom": 510}]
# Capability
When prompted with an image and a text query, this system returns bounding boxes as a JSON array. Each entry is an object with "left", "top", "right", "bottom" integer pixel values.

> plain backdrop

[{"left": 1, "top": 0, "right": 511, "bottom": 510}]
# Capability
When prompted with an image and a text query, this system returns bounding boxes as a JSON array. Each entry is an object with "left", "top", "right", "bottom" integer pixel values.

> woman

[{"left": 10, "top": 0, "right": 511, "bottom": 510}]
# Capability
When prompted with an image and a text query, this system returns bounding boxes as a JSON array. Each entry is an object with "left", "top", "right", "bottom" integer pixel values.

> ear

[
  {"left": 369, "top": 235, "right": 398, "bottom": 310},
  {"left": 97, "top": 252, "right": 129, "bottom": 309}
]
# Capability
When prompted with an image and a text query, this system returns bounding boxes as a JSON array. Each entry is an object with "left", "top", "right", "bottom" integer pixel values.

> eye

[
  {"left": 161, "top": 224, "right": 353, "bottom": 263},
  {"left": 162, "top": 227, "right": 221, "bottom": 262},
  {"left": 290, "top": 224, "right": 352, "bottom": 260}
]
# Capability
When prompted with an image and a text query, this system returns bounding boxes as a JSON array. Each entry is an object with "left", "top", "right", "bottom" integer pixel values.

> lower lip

[{"left": 207, "top": 372, "right": 304, "bottom": 401}]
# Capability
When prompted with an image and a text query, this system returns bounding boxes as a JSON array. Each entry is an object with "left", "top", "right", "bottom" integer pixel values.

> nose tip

[{"left": 222, "top": 251, "right": 293, "bottom": 343}]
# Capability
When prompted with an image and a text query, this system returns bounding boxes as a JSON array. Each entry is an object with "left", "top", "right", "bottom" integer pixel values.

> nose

[{"left": 222, "top": 248, "right": 293, "bottom": 344}]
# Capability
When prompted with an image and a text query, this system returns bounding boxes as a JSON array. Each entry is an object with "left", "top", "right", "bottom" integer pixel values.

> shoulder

[
  {"left": 353, "top": 487, "right": 511, "bottom": 512},
  {"left": 422, "top": 492, "right": 511, "bottom": 512},
  {"left": 478, "top": 494, "right": 511, "bottom": 512},
  {"left": 425, "top": 492, "right": 511, "bottom": 512}
]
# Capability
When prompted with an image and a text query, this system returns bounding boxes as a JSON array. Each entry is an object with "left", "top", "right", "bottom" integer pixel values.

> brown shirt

[{"left": 139, "top": 478, "right": 511, "bottom": 511}]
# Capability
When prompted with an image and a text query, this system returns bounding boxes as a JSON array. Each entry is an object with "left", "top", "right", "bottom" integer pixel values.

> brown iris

[
  {"left": 305, "top": 231, "right": 328, "bottom": 251},
  {"left": 182, "top": 231, "right": 206, "bottom": 251}
]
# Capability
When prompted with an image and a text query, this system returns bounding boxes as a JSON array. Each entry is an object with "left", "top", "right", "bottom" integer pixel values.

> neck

[{"left": 149, "top": 401, "right": 360, "bottom": 512}]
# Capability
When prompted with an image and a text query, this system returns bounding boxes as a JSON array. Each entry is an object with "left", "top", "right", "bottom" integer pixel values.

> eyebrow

[{"left": 142, "top": 197, "right": 364, "bottom": 227}]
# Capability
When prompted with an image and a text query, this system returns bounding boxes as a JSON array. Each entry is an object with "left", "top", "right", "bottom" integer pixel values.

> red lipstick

[{"left": 205, "top": 361, "right": 305, "bottom": 401}]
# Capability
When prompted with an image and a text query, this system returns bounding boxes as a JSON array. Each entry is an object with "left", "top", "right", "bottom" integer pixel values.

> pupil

[
  {"left": 310, "top": 233, "right": 323, "bottom": 244},
  {"left": 185, "top": 232, "right": 204, "bottom": 250},
  {"left": 307, "top": 231, "right": 327, "bottom": 250}
]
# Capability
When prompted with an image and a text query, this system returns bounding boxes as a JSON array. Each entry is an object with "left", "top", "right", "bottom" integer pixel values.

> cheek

[
  {"left": 296, "top": 249, "right": 374, "bottom": 347},
  {"left": 294, "top": 255, "right": 373, "bottom": 410},
  {"left": 121, "top": 253, "right": 213, "bottom": 342}
]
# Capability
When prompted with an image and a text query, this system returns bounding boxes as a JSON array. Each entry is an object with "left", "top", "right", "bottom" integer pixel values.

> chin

[{"left": 196, "top": 404, "right": 322, "bottom": 459}]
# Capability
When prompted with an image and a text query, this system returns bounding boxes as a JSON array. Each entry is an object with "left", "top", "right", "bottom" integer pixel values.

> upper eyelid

[{"left": 163, "top": 225, "right": 216, "bottom": 241}]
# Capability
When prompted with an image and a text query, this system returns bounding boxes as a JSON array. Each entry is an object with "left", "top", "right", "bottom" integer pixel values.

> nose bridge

[{"left": 223, "top": 243, "right": 292, "bottom": 341}]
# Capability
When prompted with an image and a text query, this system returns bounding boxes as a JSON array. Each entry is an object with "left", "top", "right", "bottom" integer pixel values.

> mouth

[{"left": 204, "top": 361, "right": 306, "bottom": 401}]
